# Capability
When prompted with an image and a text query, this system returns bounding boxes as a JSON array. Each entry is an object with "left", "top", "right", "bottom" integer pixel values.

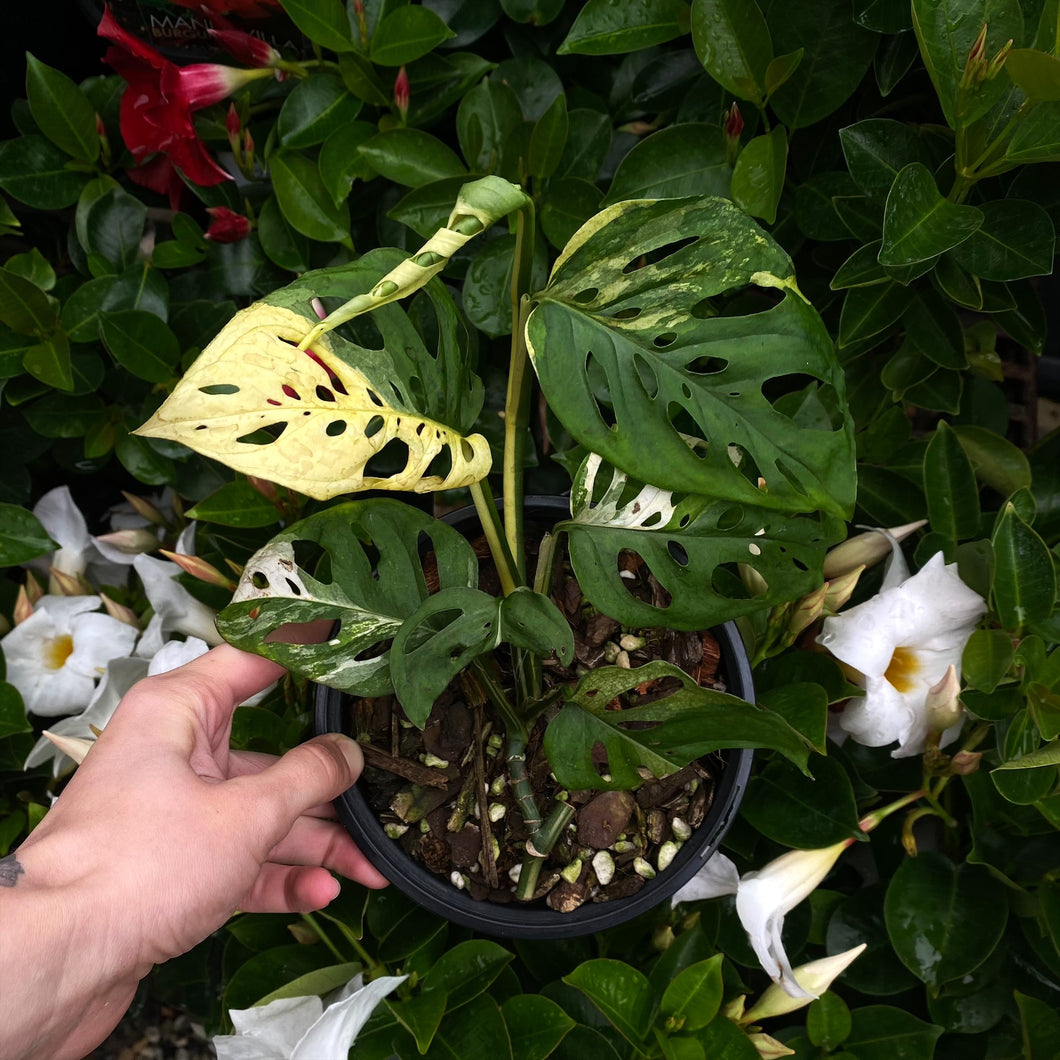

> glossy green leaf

[
  {"left": 840, "top": 119, "right": 934, "bottom": 203},
  {"left": 386, "top": 990, "right": 446, "bottom": 1055},
  {"left": 690, "top": 1015, "right": 759, "bottom": 1058},
  {"left": 114, "top": 433, "right": 177, "bottom": 486},
  {"left": 741, "top": 754, "right": 862, "bottom": 847},
  {"left": 764, "top": 49, "right": 803, "bottom": 97},
  {"left": 924, "top": 420, "right": 980, "bottom": 540},
  {"left": 911, "top": 0, "right": 1024, "bottom": 127},
  {"left": 765, "top": 1, "right": 879, "bottom": 129},
  {"left": 660, "top": 956, "right": 724, "bottom": 1032},
  {"left": 991, "top": 502, "right": 1057, "bottom": 632},
  {"left": 759, "top": 681, "right": 830, "bottom": 753},
  {"left": 856, "top": 0, "right": 913, "bottom": 32},
  {"left": 222, "top": 944, "right": 336, "bottom": 1013},
  {"left": 0, "top": 266, "right": 57, "bottom": 337},
  {"left": 544, "top": 660, "right": 811, "bottom": 790},
  {"left": 559, "top": 0, "right": 687, "bottom": 55},
  {"left": 217, "top": 500, "right": 479, "bottom": 696},
  {"left": 358, "top": 128, "right": 467, "bottom": 187},
  {"left": 690, "top": 0, "right": 772, "bottom": 101},
  {"left": 951, "top": 423, "right": 1031, "bottom": 494},
  {"left": 0, "top": 135, "right": 88, "bottom": 210},
  {"left": 1016, "top": 991, "right": 1060, "bottom": 1060},
  {"left": 1004, "top": 100, "right": 1060, "bottom": 163},
  {"left": 0, "top": 683, "right": 30, "bottom": 739},
  {"left": 422, "top": 940, "right": 515, "bottom": 1008},
  {"left": 795, "top": 171, "right": 862, "bottom": 240},
  {"left": 844, "top": 1004, "right": 943, "bottom": 1059},
  {"left": 539, "top": 177, "right": 603, "bottom": 250},
  {"left": 76, "top": 184, "right": 147, "bottom": 271},
  {"left": 254, "top": 962, "right": 363, "bottom": 1006},
  {"left": 501, "top": 0, "right": 565, "bottom": 24},
  {"left": 319, "top": 121, "right": 377, "bottom": 205},
  {"left": 994, "top": 278, "right": 1048, "bottom": 352},
  {"left": 257, "top": 196, "right": 310, "bottom": 273},
  {"left": 884, "top": 852, "right": 1008, "bottom": 989},
  {"left": 808, "top": 992, "right": 852, "bottom": 1049},
  {"left": 370, "top": 6, "right": 456, "bottom": 65},
  {"left": 1001, "top": 47, "right": 1060, "bottom": 99},
  {"left": 463, "top": 233, "right": 548, "bottom": 338},
  {"left": 22, "top": 331, "right": 72, "bottom": 391},
  {"left": 279, "top": 0, "right": 355, "bottom": 52},
  {"left": 903, "top": 289, "right": 967, "bottom": 369},
  {"left": 428, "top": 994, "right": 513, "bottom": 1060},
  {"left": 731, "top": 125, "right": 787, "bottom": 224},
  {"left": 826, "top": 886, "right": 920, "bottom": 996},
  {"left": 389, "top": 177, "right": 477, "bottom": 240},
  {"left": 528, "top": 197, "right": 855, "bottom": 517},
  {"left": 876, "top": 29, "right": 922, "bottom": 95},
  {"left": 949, "top": 198, "right": 1056, "bottom": 280},
  {"left": 962, "top": 628, "right": 1015, "bottom": 693},
  {"left": 277, "top": 74, "right": 363, "bottom": 149},
  {"left": 186, "top": 480, "right": 281, "bottom": 528},
  {"left": 457, "top": 79, "right": 523, "bottom": 173},
  {"left": 558, "top": 108, "right": 612, "bottom": 181},
  {"left": 25, "top": 54, "right": 99, "bottom": 163},
  {"left": 528, "top": 91, "right": 568, "bottom": 180},
  {"left": 563, "top": 960, "right": 654, "bottom": 1044},
  {"left": 604, "top": 124, "right": 730, "bottom": 205},
  {"left": 0, "top": 503, "right": 56, "bottom": 565},
  {"left": 838, "top": 281, "right": 913, "bottom": 346},
  {"left": 99, "top": 310, "right": 179, "bottom": 383},
  {"left": 501, "top": 995, "right": 575, "bottom": 1060},
  {"left": 879, "top": 163, "right": 983, "bottom": 266},
  {"left": 269, "top": 150, "right": 351, "bottom": 243}
]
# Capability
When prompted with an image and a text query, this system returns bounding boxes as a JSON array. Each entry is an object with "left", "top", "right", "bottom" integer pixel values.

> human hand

[{"left": 2, "top": 644, "right": 387, "bottom": 1060}]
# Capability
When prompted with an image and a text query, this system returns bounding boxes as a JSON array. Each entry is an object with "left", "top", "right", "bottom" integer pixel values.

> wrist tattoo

[{"left": 0, "top": 854, "right": 24, "bottom": 887}]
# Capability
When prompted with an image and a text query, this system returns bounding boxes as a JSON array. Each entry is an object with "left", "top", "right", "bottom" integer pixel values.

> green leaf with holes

[
  {"left": 215, "top": 499, "right": 479, "bottom": 696},
  {"left": 543, "top": 660, "right": 811, "bottom": 791},
  {"left": 137, "top": 249, "right": 489, "bottom": 499},
  {"left": 526, "top": 196, "right": 855, "bottom": 518},
  {"left": 391, "top": 585, "right": 574, "bottom": 727},
  {"left": 560, "top": 454, "right": 841, "bottom": 631}
]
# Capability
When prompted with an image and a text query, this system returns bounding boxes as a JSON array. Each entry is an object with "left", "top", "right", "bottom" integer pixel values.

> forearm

[{"left": 0, "top": 851, "right": 147, "bottom": 1060}]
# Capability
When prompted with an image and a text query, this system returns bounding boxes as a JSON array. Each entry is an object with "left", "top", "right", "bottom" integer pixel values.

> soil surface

[{"left": 347, "top": 541, "right": 733, "bottom": 913}]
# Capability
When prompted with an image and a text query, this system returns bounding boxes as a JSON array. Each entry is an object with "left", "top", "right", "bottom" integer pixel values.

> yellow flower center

[
  {"left": 43, "top": 634, "right": 74, "bottom": 671},
  {"left": 884, "top": 646, "right": 919, "bottom": 693}
]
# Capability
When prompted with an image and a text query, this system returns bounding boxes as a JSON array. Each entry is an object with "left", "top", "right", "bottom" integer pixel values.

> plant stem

[
  {"left": 468, "top": 479, "right": 520, "bottom": 596},
  {"left": 515, "top": 800, "right": 577, "bottom": 901},
  {"left": 300, "top": 912, "right": 348, "bottom": 965},
  {"left": 502, "top": 202, "right": 537, "bottom": 579}
]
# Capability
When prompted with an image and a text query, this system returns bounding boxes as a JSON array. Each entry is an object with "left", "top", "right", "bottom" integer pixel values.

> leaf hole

[
  {"left": 667, "top": 540, "right": 689, "bottom": 567},
  {"left": 365, "top": 415, "right": 385, "bottom": 438},
  {"left": 285, "top": 578, "right": 302, "bottom": 595},
  {"left": 199, "top": 383, "right": 239, "bottom": 395},
  {"left": 716, "top": 506, "right": 743, "bottom": 531},
  {"left": 292, "top": 539, "right": 328, "bottom": 580},
  {"left": 633, "top": 354, "right": 658, "bottom": 399},
  {"left": 367, "top": 389, "right": 384, "bottom": 407},
  {"left": 686, "top": 356, "right": 728, "bottom": 375},
  {"left": 251, "top": 571, "right": 269, "bottom": 589},
  {"left": 316, "top": 385, "right": 336, "bottom": 402},
  {"left": 690, "top": 297, "right": 718, "bottom": 319},
  {"left": 612, "top": 306, "right": 642, "bottom": 320},
  {"left": 573, "top": 288, "right": 598, "bottom": 304},
  {"left": 365, "top": 438, "right": 410, "bottom": 479},
  {"left": 774, "top": 458, "right": 810, "bottom": 498},
  {"left": 653, "top": 332, "right": 678, "bottom": 348},
  {"left": 622, "top": 236, "right": 697, "bottom": 274},
  {"left": 282, "top": 384, "right": 301, "bottom": 400},
  {"left": 236, "top": 422, "right": 287, "bottom": 445},
  {"left": 326, "top": 420, "right": 347, "bottom": 437}
]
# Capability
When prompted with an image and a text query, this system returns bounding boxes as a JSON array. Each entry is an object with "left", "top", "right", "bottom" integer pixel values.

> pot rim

[{"left": 314, "top": 495, "right": 754, "bottom": 939}]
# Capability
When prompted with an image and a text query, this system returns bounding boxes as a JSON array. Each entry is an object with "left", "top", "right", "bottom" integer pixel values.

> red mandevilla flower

[
  {"left": 97, "top": 5, "right": 273, "bottom": 192},
  {"left": 204, "top": 206, "right": 252, "bottom": 244}
]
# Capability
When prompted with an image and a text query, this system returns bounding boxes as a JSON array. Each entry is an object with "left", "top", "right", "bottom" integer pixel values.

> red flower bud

[
  {"left": 724, "top": 102, "right": 744, "bottom": 141},
  {"left": 226, "top": 102, "right": 241, "bottom": 142},
  {"left": 204, "top": 206, "right": 252, "bottom": 243},
  {"left": 207, "top": 27, "right": 281, "bottom": 69},
  {"left": 394, "top": 66, "right": 410, "bottom": 121}
]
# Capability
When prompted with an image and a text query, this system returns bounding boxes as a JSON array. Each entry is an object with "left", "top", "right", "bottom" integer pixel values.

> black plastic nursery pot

[{"left": 315, "top": 497, "right": 754, "bottom": 940}]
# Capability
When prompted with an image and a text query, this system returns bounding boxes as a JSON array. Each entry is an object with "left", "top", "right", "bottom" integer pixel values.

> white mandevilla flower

[
  {"left": 1, "top": 595, "right": 138, "bottom": 716},
  {"left": 212, "top": 973, "right": 407, "bottom": 1060},
  {"left": 31, "top": 486, "right": 134, "bottom": 583},
  {"left": 24, "top": 638, "right": 212, "bottom": 775},
  {"left": 134, "top": 553, "right": 223, "bottom": 657},
  {"left": 817, "top": 550, "right": 986, "bottom": 757},
  {"left": 742, "top": 944, "right": 867, "bottom": 1022},
  {"left": 672, "top": 842, "right": 855, "bottom": 999}
]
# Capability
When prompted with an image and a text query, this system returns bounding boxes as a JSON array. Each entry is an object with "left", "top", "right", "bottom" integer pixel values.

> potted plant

[{"left": 135, "top": 174, "right": 853, "bottom": 932}]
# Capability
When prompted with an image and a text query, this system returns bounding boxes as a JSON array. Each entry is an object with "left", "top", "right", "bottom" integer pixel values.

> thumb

[{"left": 235, "top": 733, "right": 365, "bottom": 829}]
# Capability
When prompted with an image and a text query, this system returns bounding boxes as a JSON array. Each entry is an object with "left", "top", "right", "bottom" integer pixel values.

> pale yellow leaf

[{"left": 136, "top": 303, "right": 491, "bottom": 499}]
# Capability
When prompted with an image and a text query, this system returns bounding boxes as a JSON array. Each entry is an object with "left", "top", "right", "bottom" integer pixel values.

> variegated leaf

[
  {"left": 526, "top": 196, "right": 856, "bottom": 518},
  {"left": 137, "top": 288, "right": 491, "bottom": 500},
  {"left": 560, "top": 453, "right": 842, "bottom": 630},
  {"left": 216, "top": 500, "right": 479, "bottom": 695}
]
